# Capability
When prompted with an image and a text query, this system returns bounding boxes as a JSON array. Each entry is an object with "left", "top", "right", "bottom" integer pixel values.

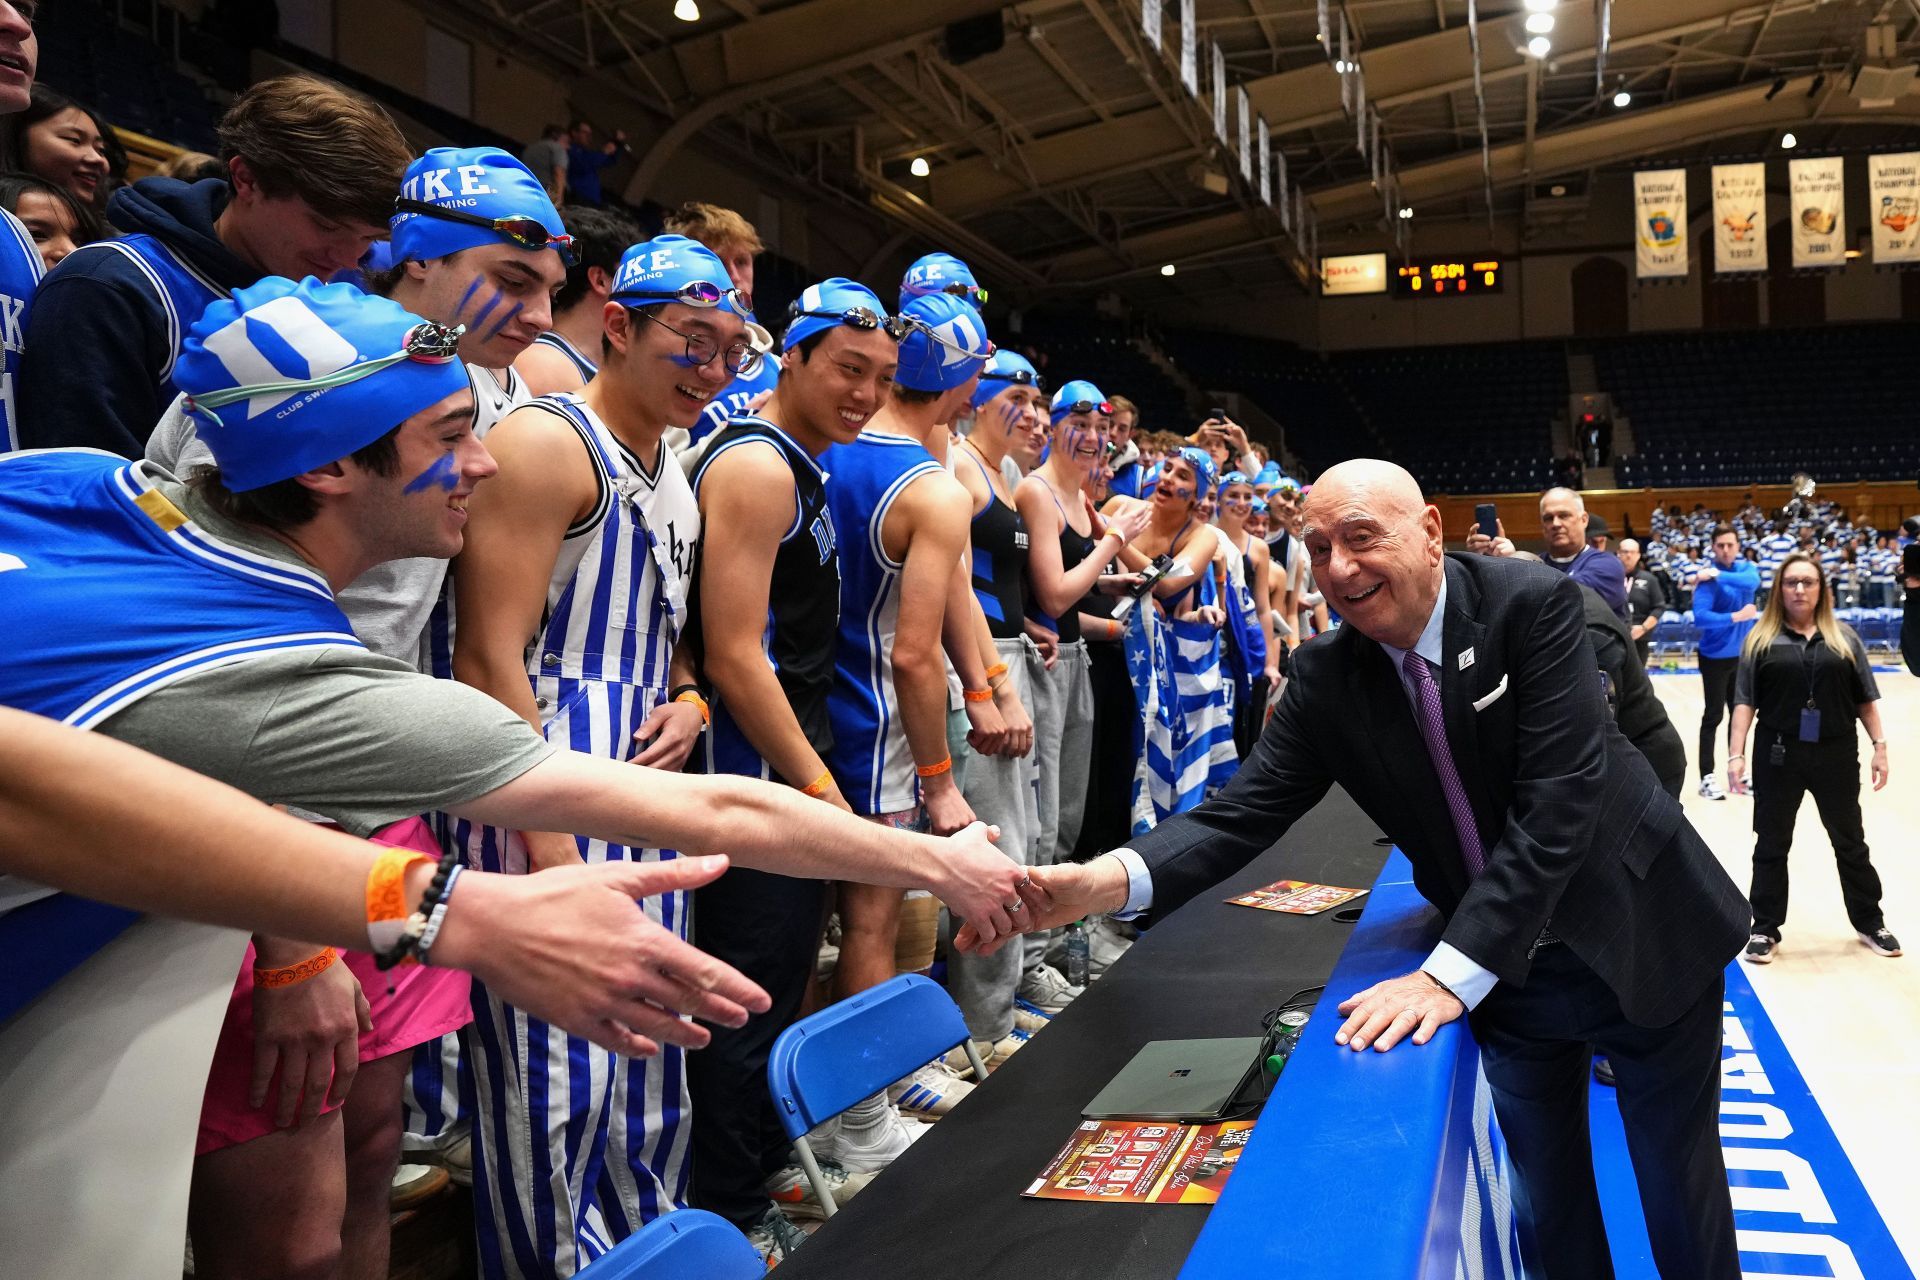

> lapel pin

[{"left": 1458, "top": 648, "right": 1475, "bottom": 671}]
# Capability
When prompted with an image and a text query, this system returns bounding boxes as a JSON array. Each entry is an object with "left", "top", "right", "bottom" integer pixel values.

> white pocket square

[{"left": 1472, "top": 675, "right": 1509, "bottom": 712}]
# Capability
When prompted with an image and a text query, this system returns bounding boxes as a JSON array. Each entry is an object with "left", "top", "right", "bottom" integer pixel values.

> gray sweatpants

[
  {"left": 944, "top": 636, "right": 1042, "bottom": 1042},
  {"left": 1022, "top": 638, "right": 1094, "bottom": 977}
]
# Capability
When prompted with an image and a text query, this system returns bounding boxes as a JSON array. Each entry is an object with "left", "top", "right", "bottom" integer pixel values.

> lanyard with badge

[{"left": 1796, "top": 634, "right": 1822, "bottom": 743}]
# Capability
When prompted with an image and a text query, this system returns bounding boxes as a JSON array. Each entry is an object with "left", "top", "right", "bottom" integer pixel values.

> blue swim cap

[
  {"left": 1173, "top": 446, "right": 1219, "bottom": 497},
  {"left": 1049, "top": 379, "right": 1109, "bottom": 424},
  {"left": 1250, "top": 497, "right": 1269, "bottom": 515},
  {"left": 391, "top": 148, "right": 567, "bottom": 265},
  {"left": 1253, "top": 460, "right": 1283, "bottom": 487},
  {"left": 784, "top": 278, "right": 892, "bottom": 352},
  {"left": 969, "top": 349, "right": 1042, "bottom": 410},
  {"left": 900, "top": 252, "right": 984, "bottom": 310},
  {"left": 610, "top": 235, "right": 747, "bottom": 316},
  {"left": 178, "top": 277, "right": 471, "bottom": 493},
  {"left": 1221, "top": 470, "right": 1251, "bottom": 490},
  {"left": 894, "top": 291, "right": 992, "bottom": 393}
]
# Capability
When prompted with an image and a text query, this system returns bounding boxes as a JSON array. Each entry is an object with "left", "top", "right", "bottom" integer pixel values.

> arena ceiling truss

[{"left": 422, "top": 0, "right": 1920, "bottom": 306}]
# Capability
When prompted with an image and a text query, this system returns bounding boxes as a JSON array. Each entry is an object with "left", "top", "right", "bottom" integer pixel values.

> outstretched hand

[{"left": 953, "top": 856, "right": 1130, "bottom": 955}]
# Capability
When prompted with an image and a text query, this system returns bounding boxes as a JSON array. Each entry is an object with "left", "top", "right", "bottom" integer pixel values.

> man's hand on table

[
  {"left": 1333, "top": 970, "right": 1465, "bottom": 1052},
  {"left": 951, "top": 854, "right": 1130, "bottom": 955}
]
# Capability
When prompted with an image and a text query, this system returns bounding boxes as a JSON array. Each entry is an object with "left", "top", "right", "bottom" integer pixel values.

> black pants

[
  {"left": 1472, "top": 945, "right": 1738, "bottom": 1280},
  {"left": 1748, "top": 736, "right": 1885, "bottom": 940},
  {"left": 1696, "top": 655, "right": 1739, "bottom": 778},
  {"left": 688, "top": 867, "right": 827, "bottom": 1228},
  {"left": 1074, "top": 639, "right": 1136, "bottom": 860}
]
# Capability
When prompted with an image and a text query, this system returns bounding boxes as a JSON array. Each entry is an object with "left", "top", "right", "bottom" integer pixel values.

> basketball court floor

[{"left": 1649, "top": 668, "right": 1918, "bottom": 1268}]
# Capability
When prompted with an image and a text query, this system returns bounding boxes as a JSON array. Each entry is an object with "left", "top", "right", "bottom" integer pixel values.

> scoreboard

[{"left": 1392, "top": 258, "right": 1504, "bottom": 296}]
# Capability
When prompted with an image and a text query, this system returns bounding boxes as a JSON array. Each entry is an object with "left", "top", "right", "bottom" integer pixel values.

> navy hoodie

[{"left": 17, "top": 178, "right": 258, "bottom": 457}]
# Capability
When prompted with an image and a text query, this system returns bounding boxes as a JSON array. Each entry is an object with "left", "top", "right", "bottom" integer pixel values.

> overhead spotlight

[
  {"left": 673, "top": 0, "right": 700, "bottom": 20},
  {"left": 1527, "top": 35, "right": 1552, "bottom": 58},
  {"left": 1549, "top": 183, "right": 1568, "bottom": 196},
  {"left": 1398, "top": 206, "right": 1414, "bottom": 220},
  {"left": 1613, "top": 88, "right": 1632, "bottom": 107},
  {"left": 1160, "top": 263, "right": 1177, "bottom": 277},
  {"left": 1780, "top": 131, "right": 1798, "bottom": 149},
  {"left": 1525, "top": 13, "right": 1555, "bottom": 35},
  {"left": 1333, "top": 58, "right": 1351, "bottom": 73},
  {"left": 1807, "top": 73, "right": 1826, "bottom": 98},
  {"left": 910, "top": 156, "right": 932, "bottom": 177},
  {"left": 1523, "top": 0, "right": 1557, "bottom": 10},
  {"left": 1764, "top": 75, "right": 1787, "bottom": 100}
]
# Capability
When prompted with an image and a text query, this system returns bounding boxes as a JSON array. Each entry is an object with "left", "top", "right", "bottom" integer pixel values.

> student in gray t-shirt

[{"left": 520, "top": 125, "right": 570, "bottom": 204}]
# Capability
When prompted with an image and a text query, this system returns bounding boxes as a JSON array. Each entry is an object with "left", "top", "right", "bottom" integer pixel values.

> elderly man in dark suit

[{"left": 981, "top": 459, "right": 1748, "bottom": 1279}]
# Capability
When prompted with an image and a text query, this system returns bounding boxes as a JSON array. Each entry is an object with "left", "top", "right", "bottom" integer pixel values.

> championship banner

[
  {"left": 1237, "top": 88, "right": 1253, "bottom": 182},
  {"left": 1789, "top": 156, "right": 1845, "bottom": 268},
  {"left": 1141, "top": 0, "right": 1162, "bottom": 52},
  {"left": 1633, "top": 168, "right": 1689, "bottom": 278},
  {"left": 1212, "top": 43, "right": 1228, "bottom": 141},
  {"left": 1275, "top": 143, "right": 1288, "bottom": 220},
  {"left": 1710, "top": 162, "right": 1767, "bottom": 273},
  {"left": 1258, "top": 116, "right": 1272, "bottom": 205},
  {"left": 1179, "top": 0, "right": 1196, "bottom": 94},
  {"left": 1868, "top": 152, "right": 1920, "bottom": 264}
]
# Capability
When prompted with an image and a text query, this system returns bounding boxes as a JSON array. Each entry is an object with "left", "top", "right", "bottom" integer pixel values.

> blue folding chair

[
  {"left": 576, "top": 1208, "right": 763, "bottom": 1279},
  {"left": 767, "top": 974, "right": 988, "bottom": 1218}
]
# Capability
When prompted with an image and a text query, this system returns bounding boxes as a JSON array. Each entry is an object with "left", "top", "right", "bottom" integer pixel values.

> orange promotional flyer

[
  {"left": 1023, "top": 1120, "right": 1255, "bottom": 1204},
  {"left": 1225, "top": 879, "right": 1368, "bottom": 915}
]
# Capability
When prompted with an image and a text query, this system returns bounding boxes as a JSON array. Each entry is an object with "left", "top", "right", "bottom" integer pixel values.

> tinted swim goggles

[
  {"left": 979, "top": 367, "right": 1047, "bottom": 393},
  {"left": 393, "top": 198, "right": 578, "bottom": 265},
  {"left": 790, "top": 304, "right": 915, "bottom": 340},
  {"left": 184, "top": 321, "right": 466, "bottom": 420},
  {"left": 614, "top": 279, "right": 753, "bottom": 314},
  {"left": 1055, "top": 398, "right": 1113, "bottom": 417},
  {"left": 941, "top": 281, "right": 989, "bottom": 306}
]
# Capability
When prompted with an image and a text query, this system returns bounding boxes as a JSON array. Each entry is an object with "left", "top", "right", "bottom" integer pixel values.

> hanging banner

[
  {"left": 1317, "top": 0, "right": 1330, "bottom": 53},
  {"left": 1258, "top": 116, "right": 1272, "bottom": 205},
  {"left": 1237, "top": 88, "right": 1253, "bottom": 182},
  {"left": 1789, "top": 156, "right": 1845, "bottom": 269},
  {"left": 1868, "top": 152, "right": 1920, "bottom": 264},
  {"left": 1633, "top": 168, "right": 1689, "bottom": 279},
  {"left": 1212, "top": 44, "right": 1228, "bottom": 141},
  {"left": 1275, "top": 145, "right": 1288, "bottom": 218},
  {"left": 1710, "top": 162, "right": 1768, "bottom": 273},
  {"left": 1179, "top": 0, "right": 1196, "bottom": 95},
  {"left": 1141, "top": 0, "right": 1162, "bottom": 52}
]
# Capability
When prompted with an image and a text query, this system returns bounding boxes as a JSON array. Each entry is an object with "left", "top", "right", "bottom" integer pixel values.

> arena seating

[
  {"left": 1158, "top": 331, "right": 1375, "bottom": 476},
  {"left": 1015, "top": 313, "right": 1190, "bottom": 435},
  {"left": 1598, "top": 323, "right": 1920, "bottom": 487},
  {"left": 35, "top": 1, "right": 220, "bottom": 154}
]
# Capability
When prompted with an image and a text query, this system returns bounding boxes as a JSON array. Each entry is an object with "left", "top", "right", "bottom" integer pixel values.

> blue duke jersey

[
  {"left": 689, "top": 357, "right": 778, "bottom": 451},
  {"left": 822, "top": 432, "right": 945, "bottom": 815},
  {"left": 0, "top": 209, "right": 42, "bottom": 451},
  {"left": 0, "top": 450, "right": 361, "bottom": 726}
]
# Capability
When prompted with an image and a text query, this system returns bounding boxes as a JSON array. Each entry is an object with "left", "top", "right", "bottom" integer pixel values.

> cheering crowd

[{"left": 0, "top": 16, "right": 1329, "bottom": 1270}]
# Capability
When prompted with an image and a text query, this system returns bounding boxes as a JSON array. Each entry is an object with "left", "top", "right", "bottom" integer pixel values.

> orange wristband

[
  {"left": 916, "top": 756, "right": 954, "bottom": 779},
  {"left": 962, "top": 687, "right": 995, "bottom": 703},
  {"left": 1108, "top": 617, "right": 1122, "bottom": 640},
  {"left": 365, "top": 845, "right": 433, "bottom": 935},
  {"left": 801, "top": 770, "right": 835, "bottom": 797},
  {"left": 673, "top": 690, "right": 710, "bottom": 726},
  {"left": 984, "top": 661, "right": 1009, "bottom": 681},
  {"left": 253, "top": 946, "right": 338, "bottom": 989}
]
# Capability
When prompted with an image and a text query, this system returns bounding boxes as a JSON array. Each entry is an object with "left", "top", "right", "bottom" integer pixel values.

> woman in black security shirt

[{"left": 1727, "top": 552, "right": 1899, "bottom": 963}]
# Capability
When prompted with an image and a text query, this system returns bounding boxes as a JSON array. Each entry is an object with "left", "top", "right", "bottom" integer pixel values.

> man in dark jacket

[
  {"left": 1618, "top": 537, "right": 1670, "bottom": 666},
  {"left": 15, "top": 75, "right": 411, "bottom": 456}
]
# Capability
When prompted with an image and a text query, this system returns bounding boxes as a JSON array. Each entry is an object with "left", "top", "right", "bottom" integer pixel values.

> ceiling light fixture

[
  {"left": 1160, "top": 263, "right": 1177, "bottom": 276},
  {"left": 1525, "top": 13, "right": 1555, "bottom": 35},
  {"left": 1613, "top": 88, "right": 1632, "bottom": 107},
  {"left": 1779, "top": 131, "right": 1798, "bottom": 149},
  {"left": 1398, "top": 206, "right": 1413, "bottom": 219},
  {"left": 910, "top": 156, "right": 932, "bottom": 177},
  {"left": 673, "top": 0, "right": 700, "bottom": 20},
  {"left": 1527, "top": 35, "right": 1552, "bottom": 58}
]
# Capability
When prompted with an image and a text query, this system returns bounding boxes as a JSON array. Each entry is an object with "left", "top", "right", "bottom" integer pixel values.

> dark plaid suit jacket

[{"left": 1132, "top": 552, "right": 1749, "bottom": 1028}]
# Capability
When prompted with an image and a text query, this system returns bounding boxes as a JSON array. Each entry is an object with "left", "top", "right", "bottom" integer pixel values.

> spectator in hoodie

[
  {"left": 15, "top": 75, "right": 411, "bottom": 457},
  {"left": 0, "top": 84, "right": 115, "bottom": 212},
  {"left": 0, "top": 1, "right": 47, "bottom": 453}
]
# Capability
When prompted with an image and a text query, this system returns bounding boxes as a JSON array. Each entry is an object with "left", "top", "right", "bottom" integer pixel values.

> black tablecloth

[{"left": 776, "top": 789, "right": 1388, "bottom": 1279}]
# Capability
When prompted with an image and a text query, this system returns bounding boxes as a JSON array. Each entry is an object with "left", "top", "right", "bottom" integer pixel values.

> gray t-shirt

[
  {"left": 521, "top": 137, "right": 569, "bottom": 187},
  {"left": 95, "top": 474, "right": 553, "bottom": 836}
]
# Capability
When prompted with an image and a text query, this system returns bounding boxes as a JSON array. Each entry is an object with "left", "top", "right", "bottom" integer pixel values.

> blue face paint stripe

[
  {"left": 402, "top": 451, "right": 460, "bottom": 494},
  {"left": 485, "top": 301, "right": 524, "bottom": 341},
  {"left": 454, "top": 277, "right": 480, "bottom": 320},
  {"left": 467, "top": 289, "right": 504, "bottom": 332}
]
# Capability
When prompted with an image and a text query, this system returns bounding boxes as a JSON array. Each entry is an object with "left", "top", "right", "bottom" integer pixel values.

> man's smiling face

[{"left": 1301, "top": 460, "right": 1444, "bottom": 651}]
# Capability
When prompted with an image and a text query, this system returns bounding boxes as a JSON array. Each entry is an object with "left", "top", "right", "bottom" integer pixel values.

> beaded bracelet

[
  {"left": 364, "top": 844, "right": 434, "bottom": 956},
  {"left": 254, "top": 946, "right": 338, "bottom": 989},
  {"left": 375, "top": 847, "right": 459, "bottom": 972},
  {"left": 413, "top": 866, "right": 464, "bottom": 965}
]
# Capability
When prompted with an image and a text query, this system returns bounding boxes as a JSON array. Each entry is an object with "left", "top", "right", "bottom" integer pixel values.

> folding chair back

[{"left": 576, "top": 1208, "right": 763, "bottom": 1280}]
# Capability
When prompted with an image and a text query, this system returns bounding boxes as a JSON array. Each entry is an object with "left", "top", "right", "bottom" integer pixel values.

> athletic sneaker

[
  {"left": 888, "top": 1061, "right": 976, "bottom": 1120},
  {"left": 1013, "top": 997, "right": 1054, "bottom": 1035},
  {"left": 1698, "top": 774, "right": 1727, "bottom": 801},
  {"left": 943, "top": 1028, "right": 1030, "bottom": 1078},
  {"left": 765, "top": 1158, "right": 875, "bottom": 1221},
  {"left": 1017, "top": 962, "right": 1084, "bottom": 1014},
  {"left": 817, "top": 1098, "right": 926, "bottom": 1174},
  {"left": 390, "top": 1162, "right": 449, "bottom": 1210},
  {"left": 1858, "top": 927, "right": 1903, "bottom": 957},
  {"left": 1087, "top": 916, "right": 1136, "bottom": 978},
  {"left": 745, "top": 1206, "right": 809, "bottom": 1262},
  {"left": 1743, "top": 933, "right": 1776, "bottom": 964}
]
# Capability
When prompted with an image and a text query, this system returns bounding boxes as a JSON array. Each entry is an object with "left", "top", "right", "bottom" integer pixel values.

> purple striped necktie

[{"left": 1401, "top": 649, "right": 1488, "bottom": 879}]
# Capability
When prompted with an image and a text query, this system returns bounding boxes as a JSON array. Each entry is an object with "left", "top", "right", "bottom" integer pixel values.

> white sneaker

[
  {"left": 1086, "top": 916, "right": 1135, "bottom": 978},
  {"left": 1698, "top": 773, "right": 1727, "bottom": 801},
  {"left": 765, "top": 1158, "right": 874, "bottom": 1221},
  {"left": 1013, "top": 998, "right": 1053, "bottom": 1035},
  {"left": 888, "top": 1060, "right": 976, "bottom": 1120},
  {"left": 817, "top": 1100, "right": 926, "bottom": 1175},
  {"left": 943, "top": 1028, "right": 1029, "bottom": 1078},
  {"left": 1017, "top": 962, "right": 1084, "bottom": 1013}
]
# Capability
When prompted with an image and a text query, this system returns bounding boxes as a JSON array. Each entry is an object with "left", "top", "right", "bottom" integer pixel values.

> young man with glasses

[
  {"left": 447, "top": 234, "right": 755, "bottom": 1269},
  {"left": 17, "top": 74, "right": 411, "bottom": 455}
]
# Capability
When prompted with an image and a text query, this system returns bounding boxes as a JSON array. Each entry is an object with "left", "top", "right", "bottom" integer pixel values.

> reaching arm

[
  {"left": 888, "top": 474, "right": 978, "bottom": 834},
  {"left": 1015, "top": 478, "right": 1140, "bottom": 616},
  {"left": 1156, "top": 524, "right": 1219, "bottom": 600}
]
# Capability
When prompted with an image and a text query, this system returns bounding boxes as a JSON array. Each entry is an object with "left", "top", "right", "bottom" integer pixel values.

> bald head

[
  {"left": 1299, "top": 458, "right": 1445, "bottom": 649},
  {"left": 1618, "top": 538, "right": 1641, "bottom": 572},
  {"left": 1539, "top": 486, "right": 1590, "bottom": 557}
]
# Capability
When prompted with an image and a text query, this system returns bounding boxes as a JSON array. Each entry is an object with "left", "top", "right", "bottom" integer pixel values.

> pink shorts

[{"left": 195, "top": 817, "right": 473, "bottom": 1156}]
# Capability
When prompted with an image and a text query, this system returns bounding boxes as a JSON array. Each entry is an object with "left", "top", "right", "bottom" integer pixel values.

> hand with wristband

[
  {"left": 919, "top": 748, "right": 977, "bottom": 837},
  {"left": 626, "top": 681, "right": 708, "bottom": 771},
  {"left": 248, "top": 934, "right": 373, "bottom": 1128}
]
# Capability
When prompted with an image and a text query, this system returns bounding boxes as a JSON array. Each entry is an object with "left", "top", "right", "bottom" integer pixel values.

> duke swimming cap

[
  {"left": 970, "top": 349, "right": 1042, "bottom": 411},
  {"left": 391, "top": 148, "right": 568, "bottom": 265},
  {"left": 894, "top": 291, "right": 992, "bottom": 393},
  {"left": 900, "top": 252, "right": 984, "bottom": 310}
]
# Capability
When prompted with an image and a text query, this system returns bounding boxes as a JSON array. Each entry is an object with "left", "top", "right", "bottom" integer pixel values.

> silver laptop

[{"left": 1081, "top": 1036, "right": 1266, "bottom": 1121}]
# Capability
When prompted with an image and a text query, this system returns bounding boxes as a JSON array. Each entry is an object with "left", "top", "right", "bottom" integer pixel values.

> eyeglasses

[
  {"left": 791, "top": 305, "right": 915, "bottom": 341},
  {"left": 941, "top": 282, "right": 989, "bottom": 305},
  {"left": 981, "top": 367, "right": 1047, "bottom": 393},
  {"left": 614, "top": 279, "right": 754, "bottom": 315},
  {"left": 393, "top": 198, "right": 578, "bottom": 265},
  {"left": 185, "top": 322, "right": 467, "bottom": 418},
  {"left": 632, "top": 308, "right": 764, "bottom": 377}
]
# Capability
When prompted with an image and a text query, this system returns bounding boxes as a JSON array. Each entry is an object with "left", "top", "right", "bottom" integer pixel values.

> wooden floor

[{"left": 1651, "top": 667, "right": 1920, "bottom": 1268}]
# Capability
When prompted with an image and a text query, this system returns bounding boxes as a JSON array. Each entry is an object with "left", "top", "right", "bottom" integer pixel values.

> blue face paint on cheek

[
  {"left": 484, "top": 301, "right": 524, "bottom": 341},
  {"left": 402, "top": 451, "right": 460, "bottom": 495},
  {"left": 997, "top": 400, "right": 1021, "bottom": 437},
  {"left": 453, "top": 277, "right": 480, "bottom": 319}
]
